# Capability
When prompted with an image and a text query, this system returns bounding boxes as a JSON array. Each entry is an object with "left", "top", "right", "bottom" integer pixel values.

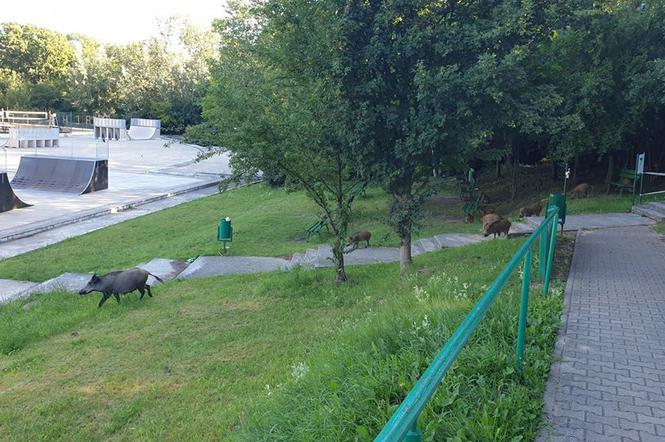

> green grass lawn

[
  {"left": 0, "top": 184, "right": 479, "bottom": 282},
  {"left": 653, "top": 221, "right": 665, "bottom": 235},
  {"left": 0, "top": 237, "right": 568, "bottom": 441}
]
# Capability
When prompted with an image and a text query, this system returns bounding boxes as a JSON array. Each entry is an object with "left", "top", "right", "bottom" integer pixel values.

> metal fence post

[
  {"left": 538, "top": 226, "right": 548, "bottom": 280},
  {"left": 404, "top": 422, "right": 422, "bottom": 442},
  {"left": 543, "top": 211, "right": 558, "bottom": 295},
  {"left": 515, "top": 248, "right": 532, "bottom": 375}
]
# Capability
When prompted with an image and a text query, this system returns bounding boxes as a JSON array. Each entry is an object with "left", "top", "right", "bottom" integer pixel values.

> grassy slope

[
  {"left": 653, "top": 222, "right": 665, "bottom": 235},
  {"left": 0, "top": 184, "right": 478, "bottom": 282},
  {"left": 0, "top": 238, "right": 567, "bottom": 441}
]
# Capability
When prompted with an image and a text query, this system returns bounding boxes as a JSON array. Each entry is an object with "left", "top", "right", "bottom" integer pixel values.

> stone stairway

[
  {"left": 632, "top": 201, "right": 665, "bottom": 221},
  {"left": 0, "top": 231, "right": 501, "bottom": 303},
  {"left": 1, "top": 213, "right": 654, "bottom": 305}
]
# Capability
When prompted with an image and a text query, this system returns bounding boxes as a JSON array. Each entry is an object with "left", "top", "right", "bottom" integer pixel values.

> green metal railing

[{"left": 375, "top": 205, "right": 561, "bottom": 442}]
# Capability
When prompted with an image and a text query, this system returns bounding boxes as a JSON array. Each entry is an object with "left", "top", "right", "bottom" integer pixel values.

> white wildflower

[{"left": 290, "top": 362, "right": 309, "bottom": 381}]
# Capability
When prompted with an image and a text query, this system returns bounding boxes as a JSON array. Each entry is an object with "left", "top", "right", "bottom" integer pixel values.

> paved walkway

[
  {"left": 525, "top": 213, "right": 654, "bottom": 231},
  {"left": 542, "top": 226, "right": 665, "bottom": 441}
]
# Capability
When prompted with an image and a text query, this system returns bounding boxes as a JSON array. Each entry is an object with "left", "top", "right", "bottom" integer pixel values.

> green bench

[
  {"left": 609, "top": 169, "right": 638, "bottom": 196},
  {"left": 306, "top": 216, "right": 329, "bottom": 240}
]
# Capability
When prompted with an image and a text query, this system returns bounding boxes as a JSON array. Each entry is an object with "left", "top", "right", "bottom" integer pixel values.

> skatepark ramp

[
  {"left": 128, "top": 118, "right": 161, "bottom": 140},
  {"left": 8, "top": 127, "right": 60, "bottom": 148},
  {"left": 11, "top": 155, "right": 108, "bottom": 194},
  {"left": 0, "top": 172, "right": 31, "bottom": 213},
  {"left": 94, "top": 117, "right": 127, "bottom": 141}
]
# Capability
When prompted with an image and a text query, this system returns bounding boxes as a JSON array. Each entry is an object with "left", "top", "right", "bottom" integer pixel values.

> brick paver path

[{"left": 542, "top": 226, "right": 665, "bottom": 441}]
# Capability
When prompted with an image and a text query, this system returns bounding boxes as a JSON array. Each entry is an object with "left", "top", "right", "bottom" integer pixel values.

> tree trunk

[
  {"left": 495, "top": 159, "right": 502, "bottom": 178},
  {"left": 399, "top": 232, "right": 412, "bottom": 277},
  {"left": 332, "top": 242, "right": 347, "bottom": 282},
  {"left": 510, "top": 145, "right": 519, "bottom": 200},
  {"left": 604, "top": 153, "right": 615, "bottom": 194},
  {"left": 551, "top": 160, "right": 558, "bottom": 180}
]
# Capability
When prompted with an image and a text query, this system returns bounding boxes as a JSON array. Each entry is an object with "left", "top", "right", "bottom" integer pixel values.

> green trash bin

[
  {"left": 218, "top": 217, "right": 233, "bottom": 252},
  {"left": 548, "top": 193, "right": 566, "bottom": 229}
]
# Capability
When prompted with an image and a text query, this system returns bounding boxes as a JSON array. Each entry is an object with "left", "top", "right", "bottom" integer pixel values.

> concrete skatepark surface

[{"left": 0, "top": 131, "right": 231, "bottom": 244}]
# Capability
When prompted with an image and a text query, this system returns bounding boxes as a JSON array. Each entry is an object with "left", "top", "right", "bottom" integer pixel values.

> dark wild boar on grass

[{"left": 79, "top": 268, "right": 164, "bottom": 307}]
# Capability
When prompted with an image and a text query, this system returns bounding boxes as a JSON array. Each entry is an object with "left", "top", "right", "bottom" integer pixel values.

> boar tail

[{"left": 146, "top": 272, "right": 165, "bottom": 283}]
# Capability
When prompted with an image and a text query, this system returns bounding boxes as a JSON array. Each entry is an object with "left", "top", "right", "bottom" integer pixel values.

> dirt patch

[
  {"left": 427, "top": 195, "right": 461, "bottom": 206},
  {"left": 552, "top": 232, "right": 576, "bottom": 283}
]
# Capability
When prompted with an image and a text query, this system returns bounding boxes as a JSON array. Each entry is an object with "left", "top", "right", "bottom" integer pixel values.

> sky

[{"left": 2, "top": 0, "right": 228, "bottom": 43}]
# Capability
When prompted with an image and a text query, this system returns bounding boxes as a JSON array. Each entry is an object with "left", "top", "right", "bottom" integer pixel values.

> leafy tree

[
  {"left": 195, "top": 0, "right": 365, "bottom": 282},
  {"left": 0, "top": 20, "right": 215, "bottom": 134},
  {"left": 538, "top": 1, "right": 665, "bottom": 183},
  {"left": 0, "top": 23, "right": 76, "bottom": 84},
  {"left": 337, "top": 0, "right": 561, "bottom": 273}
]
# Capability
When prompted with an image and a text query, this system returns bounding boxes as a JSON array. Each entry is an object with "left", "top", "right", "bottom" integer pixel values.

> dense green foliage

[
  {"left": 0, "top": 18, "right": 215, "bottom": 133},
  {"left": 0, "top": 237, "right": 565, "bottom": 440},
  {"left": 194, "top": 0, "right": 665, "bottom": 277},
  {"left": 195, "top": 2, "right": 367, "bottom": 280}
]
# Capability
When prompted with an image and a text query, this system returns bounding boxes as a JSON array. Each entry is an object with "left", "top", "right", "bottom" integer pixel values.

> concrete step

[
  {"left": 290, "top": 252, "right": 315, "bottom": 268},
  {"left": 177, "top": 256, "right": 290, "bottom": 279},
  {"left": 304, "top": 247, "right": 319, "bottom": 264},
  {"left": 138, "top": 258, "right": 188, "bottom": 284},
  {"left": 414, "top": 237, "right": 440, "bottom": 253},
  {"left": 0, "top": 279, "right": 39, "bottom": 304},
  {"left": 648, "top": 201, "right": 665, "bottom": 212},
  {"left": 434, "top": 233, "right": 487, "bottom": 248},
  {"left": 644, "top": 202, "right": 665, "bottom": 216},
  {"left": 509, "top": 222, "right": 535, "bottom": 236},
  {"left": 632, "top": 205, "right": 665, "bottom": 221},
  {"left": 21, "top": 273, "right": 93, "bottom": 297},
  {"left": 410, "top": 241, "right": 426, "bottom": 256},
  {"left": 522, "top": 216, "right": 542, "bottom": 228}
]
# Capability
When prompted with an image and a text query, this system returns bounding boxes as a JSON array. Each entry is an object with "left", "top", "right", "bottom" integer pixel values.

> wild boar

[
  {"left": 464, "top": 213, "right": 474, "bottom": 224},
  {"left": 347, "top": 231, "right": 371, "bottom": 249},
  {"left": 519, "top": 199, "right": 545, "bottom": 218},
  {"left": 79, "top": 268, "right": 164, "bottom": 308},
  {"left": 484, "top": 217, "right": 511, "bottom": 238},
  {"left": 481, "top": 213, "right": 501, "bottom": 231},
  {"left": 569, "top": 183, "right": 593, "bottom": 199}
]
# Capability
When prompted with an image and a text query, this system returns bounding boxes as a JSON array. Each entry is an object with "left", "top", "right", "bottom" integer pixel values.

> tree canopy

[
  {"left": 191, "top": 0, "right": 665, "bottom": 278},
  {"left": 0, "top": 19, "right": 216, "bottom": 133}
]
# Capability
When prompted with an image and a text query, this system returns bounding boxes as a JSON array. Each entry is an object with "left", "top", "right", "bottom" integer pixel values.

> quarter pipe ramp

[
  {"left": 11, "top": 155, "right": 108, "bottom": 195},
  {"left": 127, "top": 126, "right": 158, "bottom": 140},
  {"left": 0, "top": 172, "right": 31, "bottom": 213}
]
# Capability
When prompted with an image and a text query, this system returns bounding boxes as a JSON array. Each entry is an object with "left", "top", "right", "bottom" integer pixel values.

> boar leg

[
  {"left": 113, "top": 293, "right": 121, "bottom": 304},
  {"left": 98, "top": 293, "right": 111, "bottom": 308},
  {"left": 146, "top": 285, "right": 153, "bottom": 297},
  {"left": 138, "top": 287, "right": 145, "bottom": 300},
  {"left": 366, "top": 239, "right": 370, "bottom": 248}
]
